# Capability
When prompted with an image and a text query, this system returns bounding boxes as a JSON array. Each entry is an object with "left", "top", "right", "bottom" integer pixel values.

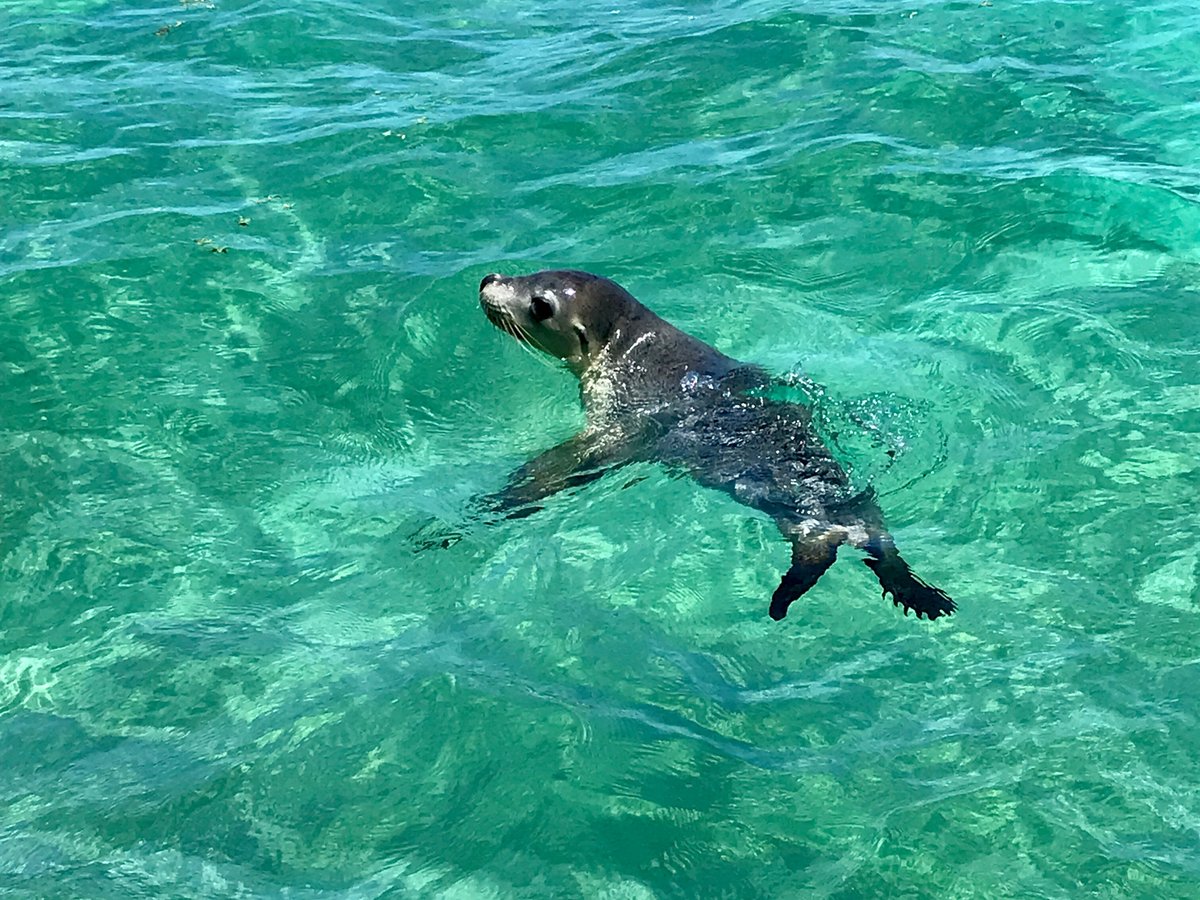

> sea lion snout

[{"left": 479, "top": 273, "right": 517, "bottom": 320}]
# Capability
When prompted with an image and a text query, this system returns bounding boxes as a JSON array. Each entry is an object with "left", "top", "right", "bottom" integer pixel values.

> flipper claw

[{"left": 864, "top": 554, "right": 954, "bottom": 620}]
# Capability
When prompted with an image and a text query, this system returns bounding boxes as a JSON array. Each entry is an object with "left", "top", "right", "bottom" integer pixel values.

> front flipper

[
  {"left": 769, "top": 536, "right": 842, "bottom": 621},
  {"left": 407, "top": 517, "right": 465, "bottom": 553},
  {"left": 477, "top": 430, "right": 638, "bottom": 521},
  {"left": 863, "top": 545, "right": 955, "bottom": 620}
]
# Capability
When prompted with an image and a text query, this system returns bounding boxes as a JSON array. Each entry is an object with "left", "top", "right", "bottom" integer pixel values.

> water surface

[{"left": 2, "top": 0, "right": 1199, "bottom": 896}]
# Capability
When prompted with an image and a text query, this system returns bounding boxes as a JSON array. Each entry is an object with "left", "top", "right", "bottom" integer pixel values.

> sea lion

[{"left": 477, "top": 269, "right": 954, "bottom": 621}]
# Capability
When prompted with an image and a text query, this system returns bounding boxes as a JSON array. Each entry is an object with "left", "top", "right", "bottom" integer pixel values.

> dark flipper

[
  {"left": 410, "top": 431, "right": 641, "bottom": 555},
  {"left": 408, "top": 517, "right": 464, "bottom": 553},
  {"left": 477, "top": 429, "right": 639, "bottom": 521},
  {"left": 863, "top": 545, "right": 955, "bottom": 620},
  {"left": 769, "top": 537, "right": 841, "bottom": 620}
]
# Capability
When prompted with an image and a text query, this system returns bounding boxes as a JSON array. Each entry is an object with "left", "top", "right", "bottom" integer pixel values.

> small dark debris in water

[
  {"left": 238, "top": 217, "right": 250, "bottom": 227},
  {"left": 195, "top": 236, "right": 228, "bottom": 253},
  {"left": 155, "top": 21, "right": 183, "bottom": 37}
]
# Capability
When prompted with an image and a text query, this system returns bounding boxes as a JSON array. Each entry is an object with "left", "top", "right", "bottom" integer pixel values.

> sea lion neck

[{"left": 576, "top": 310, "right": 743, "bottom": 421}]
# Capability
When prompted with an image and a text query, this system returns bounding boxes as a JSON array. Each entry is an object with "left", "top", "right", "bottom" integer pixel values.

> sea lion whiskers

[
  {"left": 506, "top": 316, "right": 560, "bottom": 371},
  {"left": 491, "top": 311, "right": 559, "bottom": 372}
]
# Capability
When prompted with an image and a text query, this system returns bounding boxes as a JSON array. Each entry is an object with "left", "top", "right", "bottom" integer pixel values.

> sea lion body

[{"left": 478, "top": 270, "right": 954, "bottom": 621}]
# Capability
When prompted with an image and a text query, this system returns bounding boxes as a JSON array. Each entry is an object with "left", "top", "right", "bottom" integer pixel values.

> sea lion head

[{"left": 479, "top": 269, "right": 638, "bottom": 373}]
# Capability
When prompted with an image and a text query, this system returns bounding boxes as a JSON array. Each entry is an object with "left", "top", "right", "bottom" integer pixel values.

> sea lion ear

[{"left": 574, "top": 324, "right": 589, "bottom": 356}]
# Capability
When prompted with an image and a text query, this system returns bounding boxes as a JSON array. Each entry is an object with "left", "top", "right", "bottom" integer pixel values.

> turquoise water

[{"left": 3, "top": 0, "right": 1200, "bottom": 895}]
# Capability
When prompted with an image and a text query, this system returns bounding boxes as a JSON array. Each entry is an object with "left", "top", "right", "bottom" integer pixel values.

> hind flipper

[
  {"left": 862, "top": 538, "right": 955, "bottom": 620},
  {"left": 769, "top": 536, "right": 841, "bottom": 621}
]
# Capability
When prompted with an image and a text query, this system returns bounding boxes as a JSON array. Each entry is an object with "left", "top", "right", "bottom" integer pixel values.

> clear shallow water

[{"left": 2, "top": 0, "right": 1199, "bottom": 895}]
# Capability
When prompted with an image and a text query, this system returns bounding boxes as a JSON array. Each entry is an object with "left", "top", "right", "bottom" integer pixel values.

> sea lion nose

[{"left": 480, "top": 273, "right": 502, "bottom": 292}]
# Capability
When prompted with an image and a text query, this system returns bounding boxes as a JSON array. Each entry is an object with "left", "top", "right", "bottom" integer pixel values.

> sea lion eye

[{"left": 530, "top": 296, "right": 554, "bottom": 321}]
